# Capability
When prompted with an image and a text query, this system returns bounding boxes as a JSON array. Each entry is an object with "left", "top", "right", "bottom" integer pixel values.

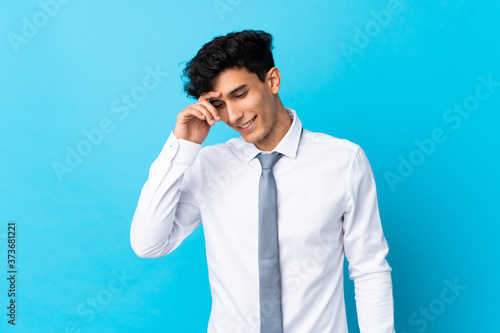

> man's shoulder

[
  {"left": 302, "top": 128, "right": 361, "bottom": 155},
  {"left": 196, "top": 136, "right": 245, "bottom": 159}
]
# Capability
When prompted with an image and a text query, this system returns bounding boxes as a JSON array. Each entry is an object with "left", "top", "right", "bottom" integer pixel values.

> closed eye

[{"left": 214, "top": 91, "right": 248, "bottom": 108}]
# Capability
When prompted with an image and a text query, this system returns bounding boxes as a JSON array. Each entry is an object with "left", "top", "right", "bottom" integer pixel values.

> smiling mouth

[{"left": 238, "top": 115, "right": 257, "bottom": 129}]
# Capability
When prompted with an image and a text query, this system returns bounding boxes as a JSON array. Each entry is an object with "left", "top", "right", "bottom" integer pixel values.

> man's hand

[{"left": 173, "top": 91, "right": 222, "bottom": 144}]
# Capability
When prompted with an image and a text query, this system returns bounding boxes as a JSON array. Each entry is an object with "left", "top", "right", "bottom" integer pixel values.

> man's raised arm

[{"left": 130, "top": 91, "right": 222, "bottom": 258}]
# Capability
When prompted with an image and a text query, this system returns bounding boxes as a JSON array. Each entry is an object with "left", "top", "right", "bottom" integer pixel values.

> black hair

[{"left": 181, "top": 29, "right": 275, "bottom": 99}]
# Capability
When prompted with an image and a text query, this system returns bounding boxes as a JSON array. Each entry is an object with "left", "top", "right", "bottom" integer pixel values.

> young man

[{"left": 130, "top": 29, "right": 395, "bottom": 332}]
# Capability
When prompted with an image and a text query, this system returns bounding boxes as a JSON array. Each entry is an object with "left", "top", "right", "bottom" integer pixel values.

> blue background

[{"left": 1, "top": 0, "right": 499, "bottom": 332}]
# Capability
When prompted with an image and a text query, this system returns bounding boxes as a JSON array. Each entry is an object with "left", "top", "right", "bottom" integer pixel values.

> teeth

[{"left": 239, "top": 117, "right": 255, "bottom": 129}]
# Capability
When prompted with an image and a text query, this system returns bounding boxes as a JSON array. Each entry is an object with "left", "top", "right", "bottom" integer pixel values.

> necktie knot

[{"left": 257, "top": 152, "right": 283, "bottom": 170}]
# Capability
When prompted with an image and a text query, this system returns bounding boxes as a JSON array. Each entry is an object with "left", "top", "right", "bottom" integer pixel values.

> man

[{"left": 130, "top": 29, "right": 395, "bottom": 332}]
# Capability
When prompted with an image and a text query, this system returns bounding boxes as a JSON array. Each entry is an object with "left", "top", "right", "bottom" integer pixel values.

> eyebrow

[{"left": 210, "top": 84, "right": 248, "bottom": 102}]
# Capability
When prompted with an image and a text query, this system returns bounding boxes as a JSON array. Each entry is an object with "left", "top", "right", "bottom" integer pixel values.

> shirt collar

[{"left": 240, "top": 107, "right": 303, "bottom": 163}]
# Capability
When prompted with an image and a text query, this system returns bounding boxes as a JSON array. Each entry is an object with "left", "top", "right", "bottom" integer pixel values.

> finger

[
  {"left": 189, "top": 104, "right": 216, "bottom": 125},
  {"left": 184, "top": 107, "right": 207, "bottom": 122},
  {"left": 198, "top": 99, "right": 221, "bottom": 121},
  {"left": 198, "top": 90, "right": 222, "bottom": 102}
]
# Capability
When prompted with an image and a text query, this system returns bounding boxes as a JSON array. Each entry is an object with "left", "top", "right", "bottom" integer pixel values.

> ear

[{"left": 267, "top": 67, "right": 281, "bottom": 94}]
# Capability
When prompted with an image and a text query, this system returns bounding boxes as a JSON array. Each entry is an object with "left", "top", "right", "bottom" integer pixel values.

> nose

[{"left": 227, "top": 104, "right": 244, "bottom": 126}]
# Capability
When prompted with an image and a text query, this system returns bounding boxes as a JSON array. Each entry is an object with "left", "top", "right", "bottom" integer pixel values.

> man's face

[{"left": 209, "top": 66, "right": 280, "bottom": 145}]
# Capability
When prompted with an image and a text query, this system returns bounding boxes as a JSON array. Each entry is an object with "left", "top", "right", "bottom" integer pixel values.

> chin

[
  {"left": 243, "top": 129, "right": 265, "bottom": 144},
  {"left": 238, "top": 128, "right": 253, "bottom": 140},
  {"left": 241, "top": 133, "right": 256, "bottom": 143}
]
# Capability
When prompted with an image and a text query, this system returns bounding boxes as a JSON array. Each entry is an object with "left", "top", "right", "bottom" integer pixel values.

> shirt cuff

[{"left": 160, "top": 130, "right": 202, "bottom": 165}]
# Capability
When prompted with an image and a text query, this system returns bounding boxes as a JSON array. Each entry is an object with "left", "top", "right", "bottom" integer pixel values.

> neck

[{"left": 254, "top": 99, "right": 292, "bottom": 151}]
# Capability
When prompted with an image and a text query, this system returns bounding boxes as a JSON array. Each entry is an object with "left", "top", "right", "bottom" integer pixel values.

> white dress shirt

[{"left": 130, "top": 107, "right": 395, "bottom": 333}]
